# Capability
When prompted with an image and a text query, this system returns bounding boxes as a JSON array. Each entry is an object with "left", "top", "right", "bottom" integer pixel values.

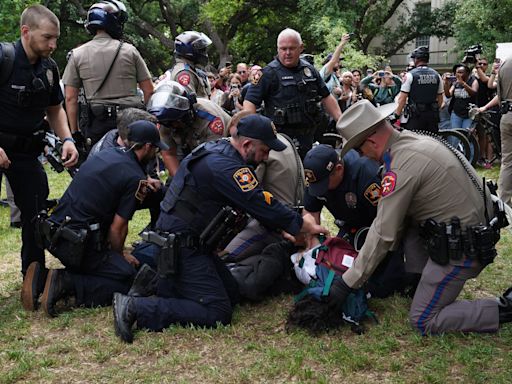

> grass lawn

[{"left": 0, "top": 164, "right": 511, "bottom": 383}]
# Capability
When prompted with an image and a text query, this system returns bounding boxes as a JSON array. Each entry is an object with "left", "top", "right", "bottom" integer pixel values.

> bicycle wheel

[
  {"left": 438, "top": 130, "right": 472, "bottom": 164},
  {"left": 454, "top": 128, "right": 480, "bottom": 167}
]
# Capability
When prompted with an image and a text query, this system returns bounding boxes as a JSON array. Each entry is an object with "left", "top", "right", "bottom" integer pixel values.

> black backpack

[{"left": 0, "top": 42, "right": 15, "bottom": 85}]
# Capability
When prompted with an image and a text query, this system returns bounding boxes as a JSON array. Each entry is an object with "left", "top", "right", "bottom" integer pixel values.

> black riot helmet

[
  {"left": 146, "top": 80, "right": 197, "bottom": 124},
  {"left": 410, "top": 46, "right": 430, "bottom": 63},
  {"left": 85, "top": 0, "right": 128, "bottom": 39},
  {"left": 174, "top": 31, "right": 212, "bottom": 67}
]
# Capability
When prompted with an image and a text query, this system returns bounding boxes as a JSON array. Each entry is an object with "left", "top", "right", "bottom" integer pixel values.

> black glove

[{"left": 326, "top": 277, "right": 352, "bottom": 313}]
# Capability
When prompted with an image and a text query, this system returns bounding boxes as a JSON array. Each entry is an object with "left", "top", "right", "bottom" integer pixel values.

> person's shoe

[
  {"left": 127, "top": 264, "right": 158, "bottom": 297},
  {"left": 40, "top": 269, "right": 74, "bottom": 317},
  {"left": 21, "top": 262, "right": 48, "bottom": 311},
  {"left": 113, "top": 293, "right": 137, "bottom": 343},
  {"left": 498, "top": 287, "right": 512, "bottom": 324},
  {"left": 484, "top": 161, "right": 493, "bottom": 169}
]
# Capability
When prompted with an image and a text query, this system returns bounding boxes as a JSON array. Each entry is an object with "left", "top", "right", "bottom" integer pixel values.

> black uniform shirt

[
  {"left": 0, "top": 40, "right": 63, "bottom": 135},
  {"left": 51, "top": 147, "right": 147, "bottom": 230}
]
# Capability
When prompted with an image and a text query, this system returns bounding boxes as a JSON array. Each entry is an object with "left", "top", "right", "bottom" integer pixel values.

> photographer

[
  {"left": 222, "top": 73, "right": 243, "bottom": 115},
  {"left": 360, "top": 68, "right": 402, "bottom": 106},
  {"left": 444, "top": 64, "right": 478, "bottom": 130}
]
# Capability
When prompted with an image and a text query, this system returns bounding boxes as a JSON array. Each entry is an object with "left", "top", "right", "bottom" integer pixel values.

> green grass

[{"left": 0, "top": 163, "right": 512, "bottom": 383}]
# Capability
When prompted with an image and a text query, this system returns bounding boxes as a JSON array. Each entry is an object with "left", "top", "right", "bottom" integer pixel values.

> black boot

[
  {"left": 127, "top": 264, "right": 158, "bottom": 297},
  {"left": 498, "top": 287, "right": 512, "bottom": 324},
  {"left": 113, "top": 293, "right": 137, "bottom": 343},
  {"left": 21, "top": 261, "right": 48, "bottom": 311},
  {"left": 41, "top": 269, "right": 75, "bottom": 317}
]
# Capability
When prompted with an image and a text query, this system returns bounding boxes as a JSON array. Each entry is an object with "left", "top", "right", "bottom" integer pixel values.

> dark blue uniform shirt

[
  {"left": 304, "top": 150, "right": 381, "bottom": 232},
  {"left": 0, "top": 40, "right": 63, "bottom": 136},
  {"left": 157, "top": 139, "right": 303, "bottom": 235},
  {"left": 51, "top": 147, "right": 147, "bottom": 230}
]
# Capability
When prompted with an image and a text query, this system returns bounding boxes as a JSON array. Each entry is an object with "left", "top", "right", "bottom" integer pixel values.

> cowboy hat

[{"left": 337, "top": 99, "right": 396, "bottom": 157}]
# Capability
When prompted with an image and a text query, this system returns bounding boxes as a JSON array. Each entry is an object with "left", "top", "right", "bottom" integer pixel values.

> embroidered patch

[
  {"left": 251, "top": 69, "right": 263, "bottom": 85},
  {"left": 135, "top": 180, "right": 150, "bottom": 202},
  {"left": 177, "top": 72, "right": 191, "bottom": 86},
  {"left": 209, "top": 117, "right": 224, "bottom": 135},
  {"left": 233, "top": 167, "right": 259, "bottom": 192},
  {"left": 381, "top": 172, "right": 397, "bottom": 197},
  {"left": 345, "top": 192, "right": 357, "bottom": 208},
  {"left": 262, "top": 191, "right": 273, "bottom": 205},
  {"left": 304, "top": 169, "right": 316, "bottom": 184},
  {"left": 364, "top": 182, "right": 382, "bottom": 206}
]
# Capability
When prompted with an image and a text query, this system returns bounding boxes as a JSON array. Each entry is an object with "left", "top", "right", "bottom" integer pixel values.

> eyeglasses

[{"left": 237, "top": 71, "right": 247, "bottom": 74}]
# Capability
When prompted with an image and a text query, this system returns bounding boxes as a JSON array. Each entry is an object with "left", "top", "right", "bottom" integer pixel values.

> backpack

[{"left": 0, "top": 42, "right": 15, "bottom": 85}]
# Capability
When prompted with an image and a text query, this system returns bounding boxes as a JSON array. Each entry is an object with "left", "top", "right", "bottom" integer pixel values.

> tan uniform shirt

[
  {"left": 343, "top": 129, "right": 493, "bottom": 288},
  {"left": 498, "top": 59, "right": 512, "bottom": 102},
  {"left": 160, "top": 98, "right": 230, "bottom": 158},
  {"left": 162, "top": 58, "right": 211, "bottom": 99},
  {"left": 62, "top": 32, "right": 151, "bottom": 106},
  {"left": 255, "top": 133, "right": 304, "bottom": 206}
]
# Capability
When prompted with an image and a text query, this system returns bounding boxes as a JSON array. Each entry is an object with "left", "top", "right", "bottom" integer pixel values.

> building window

[{"left": 416, "top": 35, "right": 430, "bottom": 48}]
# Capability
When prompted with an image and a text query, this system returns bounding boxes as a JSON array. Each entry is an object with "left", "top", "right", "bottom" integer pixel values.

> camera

[
  {"left": 462, "top": 44, "right": 483, "bottom": 65},
  {"left": 448, "top": 75, "right": 457, "bottom": 83},
  {"left": 230, "top": 84, "right": 240, "bottom": 90},
  {"left": 378, "top": 71, "right": 385, "bottom": 77}
]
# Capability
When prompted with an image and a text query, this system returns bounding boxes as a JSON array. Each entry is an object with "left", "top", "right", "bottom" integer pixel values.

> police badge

[
  {"left": 345, "top": 192, "right": 357, "bottom": 208},
  {"left": 46, "top": 69, "right": 54, "bottom": 87},
  {"left": 304, "top": 67, "right": 312, "bottom": 77}
]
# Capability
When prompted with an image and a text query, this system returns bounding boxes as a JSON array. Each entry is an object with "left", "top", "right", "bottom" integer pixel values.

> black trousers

[
  {"left": 2, "top": 153, "right": 48, "bottom": 275},
  {"left": 406, "top": 110, "right": 440, "bottom": 134}
]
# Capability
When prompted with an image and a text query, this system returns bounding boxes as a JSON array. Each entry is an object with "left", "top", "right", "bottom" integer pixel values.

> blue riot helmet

[
  {"left": 174, "top": 31, "right": 212, "bottom": 67},
  {"left": 147, "top": 80, "right": 197, "bottom": 124},
  {"left": 85, "top": 0, "right": 128, "bottom": 39},
  {"left": 410, "top": 46, "right": 429, "bottom": 62}
]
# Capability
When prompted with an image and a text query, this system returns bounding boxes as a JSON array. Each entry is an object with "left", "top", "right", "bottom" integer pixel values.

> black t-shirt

[
  {"left": 0, "top": 40, "right": 63, "bottom": 136},
  {"left": 452, "top": 76, "right": 476, "bottom": 118},
  {"left": 51, "top": 147, "right": 147, "bottom": 230}
]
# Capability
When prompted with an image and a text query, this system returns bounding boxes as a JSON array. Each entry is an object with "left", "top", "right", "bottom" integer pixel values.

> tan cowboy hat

[{"left": 337, "top": 99, "right": 397, "bottom": 157}]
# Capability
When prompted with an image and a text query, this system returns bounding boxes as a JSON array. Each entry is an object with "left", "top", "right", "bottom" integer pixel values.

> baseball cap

[
  {"left": 236, "top": 114, "right": 286, "bottom": 151},
  {"left": 126, "top": 120, "right": 169, "bottom": 150},
  {"left": 303, "top": 144, "right": 339, "bottom": 197}
]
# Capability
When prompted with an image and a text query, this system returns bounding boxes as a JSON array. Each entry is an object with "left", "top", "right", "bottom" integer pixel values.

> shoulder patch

[
  {"left": 252, "top": 69, "right": 263, "bottom": 85},
  {"left": 135, "top": 180, "right": 149, "bottom": 202},
  {"left": 209, "top": 117, "right": 224, "bottom": 135},
  {"left": 262, "top": 191, "right": 273, "bottom": 205},
  {"left": 381, "top": 172, "right": 397, "bottom": 197},
  {"left": 233, "top": 167, "right": 259, "bottom": 192},
  {"left": 364, "top": 182, "right": 382, "bottom": 206},
  {"left": 177, "top": 72, "right": 191, "bottom": 86}
]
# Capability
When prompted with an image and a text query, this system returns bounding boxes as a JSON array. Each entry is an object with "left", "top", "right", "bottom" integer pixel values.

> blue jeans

[{"left": 450, "top": 112, "right": 472, "bottom": 130}]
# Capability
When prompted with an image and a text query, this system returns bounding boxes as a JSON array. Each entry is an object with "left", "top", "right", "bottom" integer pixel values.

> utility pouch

[
  {"left": 421, "top": 218, "right": 449, "bottom": 265},
  {"left": 200, "top": 206, "right": 248, "bottom": 252},
  {"left": 500, "top": 101, "right": 512, "bottom": 115},
  {"left": 470, "top": 225, "right": 497, "bottom": 266},
  {"left": 447, "top": 217, "right": 463, "bottom": 261},
  {"left": 286, "top": 104, "right": 302, "bottom": 124}
]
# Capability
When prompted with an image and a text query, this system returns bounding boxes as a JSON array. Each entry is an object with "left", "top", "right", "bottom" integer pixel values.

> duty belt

[{"left": 500, "top": 100, "right": 512, "bottom": 114}]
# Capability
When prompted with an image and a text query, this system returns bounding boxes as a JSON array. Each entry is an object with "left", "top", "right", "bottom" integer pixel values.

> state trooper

[
  {"left": 0, "top": 5, "right": 78, "bottom": 284},
  {"left": 333, "top": 99, "right": 512, "bottom": 335},
  {"left": 22, "top": 120, "right": 167, "bottom": 316},
  {"left": 243, "top": 28, "right": 341, "bottom": 159},
  {"left": 112, "top": 114, "right": 328, "bottom": 343},
  {"left": 147, "top": 80, "right": 230, "bottom": 176},
  {"left": 159, "top": 31, "right": 212, "bottom": 99},
  {"left": 394, "top": 46, "right": 443, "bottom": 133},
  {"left": 62, "top": 0, "right": 154, "bottom": 146}
]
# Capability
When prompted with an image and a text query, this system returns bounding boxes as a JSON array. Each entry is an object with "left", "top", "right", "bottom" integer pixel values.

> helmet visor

[
  {"left": 192, "top": 33, "right": 212, "bottom": 50},
  {"left": 147, "top": 91, "right": 190, "bottom": 112}
]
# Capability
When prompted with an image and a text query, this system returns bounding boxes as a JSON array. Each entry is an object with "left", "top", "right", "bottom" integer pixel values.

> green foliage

[
  {"left": 452, "top": 0, "right": 512, "bottom": 61},
  {"left": 0, "top": 0, "right": 33, "bottom": 42}
]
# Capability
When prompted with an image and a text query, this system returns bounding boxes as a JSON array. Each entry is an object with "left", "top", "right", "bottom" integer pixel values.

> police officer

[
  {"left": 334, "top": 99, "right": 512, "bottom": 335},
  {"left": 147, "top": 80, "right": 230, "bottom": 176},
  {"left": 243, "top": 28, "right": 341, "bottom": 159},
  {"left": 159, "top": 31, "right": 212, "bottom": 99},
  {"left": 0, "top": 5, "right": 78, "bottom": 282},
  {"left": 62, "top": 0, "right": 154, "bottom": 146},
  {"left": 21, "top": 120, "right": 167, "bottom": 316},
  {"left": 394, "top": 46, "right": 443, "bottom": 133},
  {"left": 112, "top": 114, "right": 328, "bottom": 343}
]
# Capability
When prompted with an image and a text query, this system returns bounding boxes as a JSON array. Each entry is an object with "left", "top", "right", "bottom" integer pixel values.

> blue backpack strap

[
  {"left": 0, "top": 42, "right": 15, "bottom": 85},
  {"left": 195, "top": 108, "right": 217, "bottom": 122}
]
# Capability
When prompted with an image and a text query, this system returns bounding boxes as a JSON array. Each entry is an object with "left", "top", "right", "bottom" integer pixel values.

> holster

[
  {"left": 141, "top": 231, "right": 180, "bottom": 278},
  {"left": 500, "top": 101, "right": 512, "bottom": 115}
]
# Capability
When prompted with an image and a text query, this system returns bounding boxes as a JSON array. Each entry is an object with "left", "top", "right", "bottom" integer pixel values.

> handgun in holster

[
  {"left": 200, "top": 206, "right": 248, "bottom": 252},
  {"left": 141, "top": 231, "right": 180, "bottom": 278},
  {"left": 421, "top": 218, "right": 449, "bottom": 265}
]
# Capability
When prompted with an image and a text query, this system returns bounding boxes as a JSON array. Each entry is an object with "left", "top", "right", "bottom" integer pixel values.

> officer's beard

[{"left": 245, "top": 148, "right": 261, "bottom": 168}]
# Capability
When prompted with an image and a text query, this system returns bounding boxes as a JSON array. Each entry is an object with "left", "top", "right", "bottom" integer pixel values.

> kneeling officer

[{"left": 112, "top": 114, "right": 328, "bottom": 342}]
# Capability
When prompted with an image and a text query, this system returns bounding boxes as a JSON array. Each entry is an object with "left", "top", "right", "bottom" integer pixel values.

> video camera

[
  {"left": 44, "top": 132, "right": 78, "bottom": 178},
  {"left": 462, "top": 44, "right": 483, "bottom": 65}
]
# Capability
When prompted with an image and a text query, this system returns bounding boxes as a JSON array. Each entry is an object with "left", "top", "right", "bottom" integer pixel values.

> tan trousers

[{"left": 498, "top": 113, "right": 512, "bottom": 205}]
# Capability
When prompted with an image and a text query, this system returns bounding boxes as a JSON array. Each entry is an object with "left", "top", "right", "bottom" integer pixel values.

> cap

[
  {"left": 303, "top": 144, "right": 339, "bottom": 197},
  {"left": 236, "top": 115, "right": 286, "bottom": 151},
  {"left": 126, "top": 120, "right": 169, "bottom": 150}
]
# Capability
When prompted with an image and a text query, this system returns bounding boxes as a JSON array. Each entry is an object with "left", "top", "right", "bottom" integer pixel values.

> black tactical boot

[
  {"left": 40, "top": 269, "right": 75, "bottom": 317},
  {"left": 113, "top": 293, "right": 137, "bottom": 343},
  {"left": 127, "top": 264, "right": 158, "bottom": 297},
  {"left": 21, "top": 261, "right": 48, "bottom": 311},
  {"left": 498, "top": 287, "right": 512, "bottom": 324}
]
